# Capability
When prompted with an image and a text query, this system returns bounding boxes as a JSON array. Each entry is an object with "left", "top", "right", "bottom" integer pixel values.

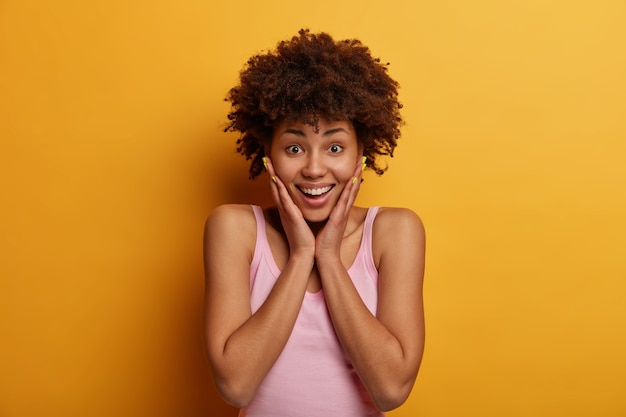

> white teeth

[{"left": 300, "top": 185, "right": 333, "bottom": 196}]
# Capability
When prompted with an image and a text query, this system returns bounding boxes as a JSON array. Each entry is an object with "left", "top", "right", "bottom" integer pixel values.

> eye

[
  {"left": 286, "top": 145, "right": 302, "bottom": 154},
  {"left": 328, "top": 144, "right": 343, "bottom": 153}
]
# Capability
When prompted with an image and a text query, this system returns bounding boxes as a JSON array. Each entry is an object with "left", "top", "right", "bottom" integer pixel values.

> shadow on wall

[
  {"left": 184, "top": 138, "right": 273, "bottom": 415},
  {"left": 223, "top": 166, "right": 274, "bottom": 207},
  {"left": 176, "top": 262, "right": 239, "bottom": 416},
  {"left": 204, "top": 139, "right": 274, "bottom": 208}
]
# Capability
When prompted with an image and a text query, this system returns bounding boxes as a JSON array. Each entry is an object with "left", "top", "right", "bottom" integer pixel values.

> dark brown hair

[{"left": 225, "top": 29, "right": 403, "bottom": 178}]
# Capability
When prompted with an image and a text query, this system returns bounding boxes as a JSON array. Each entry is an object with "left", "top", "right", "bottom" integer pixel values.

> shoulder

[
  {"left": 373, "top": 207, "right": 425, "bottom": 239},
  {"left": 372, "top": 207, "right": 425, "bottom": 262},
  {"left": 205, "top": 204, "right": 256, "bottom": 227},
  {"left": 204, "top": 204, "right": 257, "bottom": 251}
]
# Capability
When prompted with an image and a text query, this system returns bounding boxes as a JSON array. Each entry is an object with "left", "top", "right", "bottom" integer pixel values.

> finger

[
  {"left": 328, "top": 174, "right": 360, "bottom": 224},
  {"left": 264, "top": 156, "right": 278, "bottom": 186},
  {"left": 264, "top": 157, "right": 285, "bottom": 204},
  {"left": 265, "top": 156, "right": 303, "bottom": 220},
  {"left": 346, "top": 158, "right": 363, "bottom": 209},
  {"left": 264, "top": 156, "right": 283, "bottom": 206},
  {"left": 338, "top": 157, "right": 363, "bottom": 215}
]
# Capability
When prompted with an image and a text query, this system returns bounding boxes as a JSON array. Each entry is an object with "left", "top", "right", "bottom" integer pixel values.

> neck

[
  {"left": 268, "top": 207, "right": 328, "bottom": 237},
  {"left": 306, "top": 219, "right": 328, "bottom": 236}
]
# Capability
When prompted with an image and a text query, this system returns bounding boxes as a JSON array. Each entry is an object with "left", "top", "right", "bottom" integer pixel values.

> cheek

[
  {"left": 271, "top": 157, "right": 298, "bottom": 183},
  {"left": 272, "top": 160, "right": 290, "bottom": 178},
  {"left": 332, "top": 160, "right": 357, "bottom": 182}
]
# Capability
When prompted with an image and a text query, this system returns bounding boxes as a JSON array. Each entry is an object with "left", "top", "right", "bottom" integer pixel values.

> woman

[{"left": 203, "top": 29, "right": 425, "bottom": 416}]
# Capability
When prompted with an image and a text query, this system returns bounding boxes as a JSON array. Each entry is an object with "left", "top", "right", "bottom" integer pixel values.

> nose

[{"left": 301, "top": 152, "right": 326, "bottom": 178}]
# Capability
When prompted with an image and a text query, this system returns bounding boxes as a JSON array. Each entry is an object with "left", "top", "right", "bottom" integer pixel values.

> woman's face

[{"left": 269, "top": 118, "right": 361, "bottom": 223}]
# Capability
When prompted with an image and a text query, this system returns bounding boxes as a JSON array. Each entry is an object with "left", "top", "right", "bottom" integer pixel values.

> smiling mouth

[{"left": 298, "top": 185, "right": 334, "bottom": 197}]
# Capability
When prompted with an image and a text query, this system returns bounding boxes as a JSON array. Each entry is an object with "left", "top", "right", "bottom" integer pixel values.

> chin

[
  {"left": 305, "top": 217, "right": 329, "bottom": 225},
  {"left": 301, "top": 209, "right": 332, "bottom": 224}
]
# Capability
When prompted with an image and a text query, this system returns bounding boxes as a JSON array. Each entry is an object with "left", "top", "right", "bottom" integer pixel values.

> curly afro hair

[{"left": 225, "top": 29, "right": 404, "bottom": 179}]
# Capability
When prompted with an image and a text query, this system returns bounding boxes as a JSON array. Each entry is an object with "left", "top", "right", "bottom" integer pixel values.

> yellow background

[{"left": 1, "top": 0, "right": 625, "bottom": 416}]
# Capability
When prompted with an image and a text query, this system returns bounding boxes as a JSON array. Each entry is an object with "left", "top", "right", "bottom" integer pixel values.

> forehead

[{"left": 272, "top": 118, "right": 355, "bottom": 137}]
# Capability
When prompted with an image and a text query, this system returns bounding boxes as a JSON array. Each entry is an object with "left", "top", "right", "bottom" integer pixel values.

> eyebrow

[
  {"left": 281, "top": 127, "right": 349, "bottom": 137},
  {"left": 323, "top": 128, "right": 349, "bottom": 136},
  {"left": 282, "top": 128, "right": 306, "bottom": 137}
]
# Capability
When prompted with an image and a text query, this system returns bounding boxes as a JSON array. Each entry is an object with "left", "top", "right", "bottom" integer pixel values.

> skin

[{"left": 203, "top": 118, "right": 426, "bottom": 411}]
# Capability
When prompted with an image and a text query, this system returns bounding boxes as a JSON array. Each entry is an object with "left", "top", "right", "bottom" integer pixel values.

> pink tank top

[{"left": 240, "top": 205, "right": 384, "bottom": 417}]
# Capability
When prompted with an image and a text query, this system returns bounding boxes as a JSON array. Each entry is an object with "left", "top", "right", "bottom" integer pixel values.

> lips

[
  {"left": 299, "top": 185, "right": 334, "bottom": 196},
  {"left": 294, "top": 184, "right": 337, "bottom": 211}
]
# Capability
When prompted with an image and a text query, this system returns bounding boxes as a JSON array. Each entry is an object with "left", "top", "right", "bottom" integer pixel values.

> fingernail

[
  {"left": 272, "top": 176, "right": 277, "bottom": 183},
  {"left": 361, "top": 156, "right": 367, "bottom": 172},
  {"left": 262, "top": 157, "right": 268, "bottom": 170},
  {"left": 362, "top": 156, "right": 367, "bottom": 163},
  {"left": 352, "top": 177, "right": 357, "bottom": 184}
]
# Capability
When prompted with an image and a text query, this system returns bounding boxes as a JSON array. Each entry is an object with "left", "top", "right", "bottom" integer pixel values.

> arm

[
  {"left": 316, "top": 207, "right": 426, "bottom": 411},
  {"left": 203, "top": 204, "right": 314, "bottom": 407}
]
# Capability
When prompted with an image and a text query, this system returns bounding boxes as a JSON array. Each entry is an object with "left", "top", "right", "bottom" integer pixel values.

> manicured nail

[
  {"left": 262, "top": 157, "right": 268, "bottom": 170},
  {"left": 361, "top": 156, "right": 367, "bottom": 172},
  {"left": 362, "top": 156, "right": 367, "bottom": 163},
  {"left": 352, "top": 177, "right": 357, "bottom": 184},
  {"left": 272, "top": 176, "right": 277, "bottom": 183}
]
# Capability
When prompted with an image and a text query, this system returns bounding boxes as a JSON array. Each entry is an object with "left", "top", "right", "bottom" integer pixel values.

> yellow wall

[{"left": 1, "top": 1, "right": 625, "bottom": 416}]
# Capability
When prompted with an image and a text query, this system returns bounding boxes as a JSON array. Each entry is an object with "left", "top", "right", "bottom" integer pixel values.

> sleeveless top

[{"left": 240, "top": 205, "right": 384, "bottom": 417}]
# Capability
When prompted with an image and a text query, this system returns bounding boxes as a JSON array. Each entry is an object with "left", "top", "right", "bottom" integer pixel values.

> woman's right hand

[{"left": 264, "top": 157, "right": 316, "bottom": 259}]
